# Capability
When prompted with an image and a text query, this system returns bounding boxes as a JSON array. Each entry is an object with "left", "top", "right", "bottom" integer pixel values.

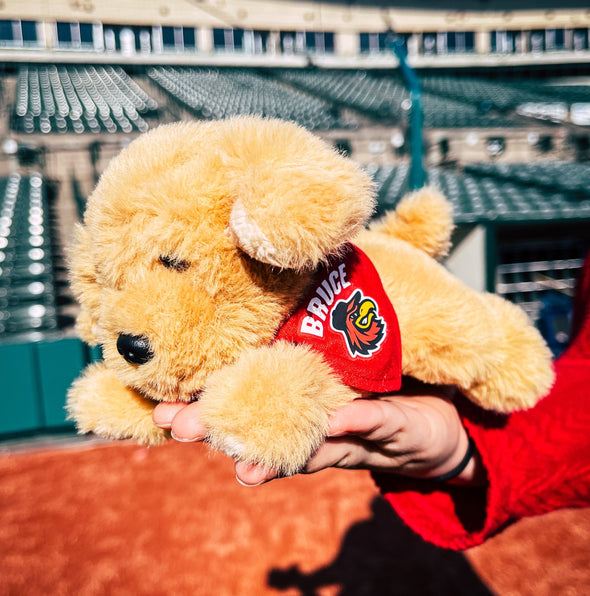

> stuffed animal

[{"left": 66, "top": 116, "right": 554, "bottom": 475}]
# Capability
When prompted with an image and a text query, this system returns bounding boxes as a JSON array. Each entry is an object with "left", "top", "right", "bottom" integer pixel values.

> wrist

[
  {"left": 406, "top": 395, "right": 473, "bottom": 482},
  {"left": 449, "top": 442, "right": 487, "bottom": 486},
  {"left": 430, "top": 436, "right": 475, "bottom": 483},
  {"left": 426, "top": 426, "right": 487, "bottom": 486}
]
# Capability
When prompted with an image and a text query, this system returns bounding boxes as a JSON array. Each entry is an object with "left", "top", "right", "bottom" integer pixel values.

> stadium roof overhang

[{"left": 279, "top": 0, "right": 590, "bottom": 10}]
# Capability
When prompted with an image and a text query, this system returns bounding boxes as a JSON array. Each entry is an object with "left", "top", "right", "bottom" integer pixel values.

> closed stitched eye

[{"left": 159, "top": 255, "right": 190, "bottom": 272}]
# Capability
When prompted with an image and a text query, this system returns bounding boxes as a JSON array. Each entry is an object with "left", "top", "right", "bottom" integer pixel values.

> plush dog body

[{"left": 67, "top": 117, "right": 554, "bottom": 474}]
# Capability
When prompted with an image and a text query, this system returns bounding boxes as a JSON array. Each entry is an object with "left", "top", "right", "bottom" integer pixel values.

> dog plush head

[{"left": 69, "top": 116, "right": 375, "bottom": 403}]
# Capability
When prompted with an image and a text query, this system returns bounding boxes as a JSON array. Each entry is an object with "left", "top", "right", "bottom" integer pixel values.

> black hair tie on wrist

[{"left": 431, "top": 436, "right": 475, "bottom": 483}]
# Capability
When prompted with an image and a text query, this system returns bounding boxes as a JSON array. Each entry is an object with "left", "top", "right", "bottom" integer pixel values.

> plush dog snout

[{"left": 116, "top": 333, "right": 154, "bottom": 365}]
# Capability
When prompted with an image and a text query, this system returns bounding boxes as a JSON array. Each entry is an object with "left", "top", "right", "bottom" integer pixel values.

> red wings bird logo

[{"left": 330, "top": 289, "right": 386, "bottom": 358}]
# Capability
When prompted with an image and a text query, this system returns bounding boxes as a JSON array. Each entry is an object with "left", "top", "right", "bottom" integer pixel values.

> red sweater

[{"left": 373, "top": 257, "right": 590, "bottom": 551}]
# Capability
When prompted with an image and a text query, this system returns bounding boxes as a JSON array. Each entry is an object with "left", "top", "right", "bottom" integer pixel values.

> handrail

[{"left": 390, "top": 38, "right": 426, "bottom": 190}]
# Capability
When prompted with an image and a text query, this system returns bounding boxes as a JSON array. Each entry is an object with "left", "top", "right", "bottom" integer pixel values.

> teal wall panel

[
  {"left": 88, "top": 344, "right": 103, "bottom": 363},
  {"left": 0, "top": 337, "right": 90, "bottom": 436},
  {"left": 37, "top": 338, "right": 86, "bottom": 428},
  {"left": 0, "top": 343, "right": 43, "bottom": 433}
]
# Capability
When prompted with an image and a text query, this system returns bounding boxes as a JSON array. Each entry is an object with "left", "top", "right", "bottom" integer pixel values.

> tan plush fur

[{"left": 66, "top": 116, "right": 554, "bottom": 475}]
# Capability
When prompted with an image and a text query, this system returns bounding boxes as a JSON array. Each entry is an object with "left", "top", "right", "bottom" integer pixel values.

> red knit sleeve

[
  {"left": 374, "top": 255, "right": 590, "bottom": 551},
  {"left": 565, "top": 252, "right": 590, "bottom": 360},
  {"left": 373, "top": 357, "right": 590, "bottom": 551}
]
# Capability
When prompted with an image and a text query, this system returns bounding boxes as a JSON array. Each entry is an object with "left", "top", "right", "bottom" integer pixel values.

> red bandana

[{"left": 275, "top": 244, "right": 402, "bottom": 393}]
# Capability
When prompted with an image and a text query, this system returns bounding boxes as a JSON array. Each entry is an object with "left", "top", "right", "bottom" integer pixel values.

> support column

[
  {"left": 197, "top": 27, "right": 213, "bottom": 53},
  {"left": 475, "top": 29, "right": 491, "bottom": 55},
  {"left": 335, "top": 31, "right": 358, "bottom": 57},
  {"left": 407, "top": 33, "right": 420, "bottom": 57},
  {"left": 267, "top": 31, "right": 280, "bottom": 55},
  {"left": 41, "top": 21, "right": 55, "bottom": 50},
  {"left": 93, "top": 22, "right": 104, "bottom": 51}
]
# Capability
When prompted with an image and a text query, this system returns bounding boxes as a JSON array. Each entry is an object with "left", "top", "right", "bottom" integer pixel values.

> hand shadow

[{"left": 268, "top": 496, "right": 492, "bottom": 596}]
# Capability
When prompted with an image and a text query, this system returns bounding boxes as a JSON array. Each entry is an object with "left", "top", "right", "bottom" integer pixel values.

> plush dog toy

[{"left": 66, "top": 116, "right": 554, "bottom": 474}]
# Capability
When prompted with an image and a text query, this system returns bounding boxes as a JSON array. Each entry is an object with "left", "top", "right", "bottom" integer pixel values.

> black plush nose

[{"left": 116, "top": 334, "right": 154, "bottom": 365}]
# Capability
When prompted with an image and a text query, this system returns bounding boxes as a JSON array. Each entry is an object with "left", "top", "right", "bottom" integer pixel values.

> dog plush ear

[
  {"left": 68, "top": 224, "right": 102, "bottom": 345},
  {"left": 224, "top": 118, "right": 375, "bottom": 271}
]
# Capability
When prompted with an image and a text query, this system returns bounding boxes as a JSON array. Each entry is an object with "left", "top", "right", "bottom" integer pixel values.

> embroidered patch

[
  {"left": 275, "top": 244, "right": 402, "bottom": 394},
  {"left": 331, "top": 289, "right": 386, "bottom": 358}
]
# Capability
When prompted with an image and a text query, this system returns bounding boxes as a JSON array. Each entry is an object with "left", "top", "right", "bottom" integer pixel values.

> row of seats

[
  {"left": 278, "top": 69, "right": 407, "bottom": 121},
  {"left": 369, "top": 162, "right": 590, "bottom": 224},
  {"left": 420, "top": 75, "right": 546, "bottom": 112},
  {"left": 420, "top": 91, "right": 521, "bottom": 129},
  {"left": 382, "top": 73, "right": 590, "bottom": 122},
  {"left": 148, "top": 66, "right": 351, "bottom": 130},
  {"left": 277, "top": 69, "right": 524, "bottom": 128},
  {"left": 465, "top": 162, "right": 590, "bottom": 197},
  {"left": 13, "top": 65, "right": 158, "bottom": 135},
  {"left": 0, "top": 174, "right": 72, "bottom": 337},
  {"left": 10, "top": 65, "right": 586, "bottom": 134},
  {"left": 534, "top": 84, "right": 590, "bottom": 105}
]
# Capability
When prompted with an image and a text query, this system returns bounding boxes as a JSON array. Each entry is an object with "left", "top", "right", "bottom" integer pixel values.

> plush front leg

[
  {"left": 199, "top": 341, "right": 359, "bottom": 475},
  {"left": 66, "top": 361, "right": 168, "bottom": 445}
]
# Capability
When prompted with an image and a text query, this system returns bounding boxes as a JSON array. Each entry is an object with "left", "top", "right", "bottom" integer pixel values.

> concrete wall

[{"left": 446, "top": 225, "right": 488, "bottom": 292}]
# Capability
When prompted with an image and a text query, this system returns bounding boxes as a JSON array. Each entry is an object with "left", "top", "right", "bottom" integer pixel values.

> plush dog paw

[
  {"left": 66, "top": 361, "right": 169, "bottom": 445},
  {"left": 463, "top": 293, "right": 555, "bottom": 412},
  {"left": 199, "top": 341, "right": 357, "bottom": 475}
]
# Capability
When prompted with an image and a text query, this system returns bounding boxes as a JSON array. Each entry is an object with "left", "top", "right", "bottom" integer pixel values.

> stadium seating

[
  {"left": 148, "top": 66, "right": 351, "bottom": 130},
  {"left": 420, "top": 75, "right": 543, "bottom": 112},
  {"left": 277, "top": 68, "right": 524, "bottom": 128},
  {"left": 369, "top": 162, "right": 590, "bottom": 351},
  {"left": 420, "top": 91, "right": 521, "bottom": 128},
  {"left": 0, "top": 173, "right": 71, "bottom": 337},
  {"left": 278, "top": 68, "right": 408, "bottom": 122},
  {"left": 404, "top": 74, "right": 590, "bottom": 125},
  {"left": 465, "top": 162, "right": 590, "bottom": 198},
  {"left": 13, "top": 65, "right": 158, "bottom": 135},
  {"left": 369, "top": 162, "right": 590, "bottom": 224},
  {"left": 12, "top": 64, "right": 576, "bottom": 135},
  {"left": 538, "top": 84, "right": 590, "bottom": 104}
]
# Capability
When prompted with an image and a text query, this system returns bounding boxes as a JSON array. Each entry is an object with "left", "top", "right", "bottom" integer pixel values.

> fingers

[
  {"left": 152, "top": 401, "right": 187, "bottom": 428},
  {"left": 234, "top": 461, "right": 279, "bottom": 487},
  {"left": 233, "top": 439, "right": 363, "bottom": 488},
  {"left": 228, "top": 397, "right": 413, "bottom": 487},
  {"left": 153, "top": 396, "right": 420, "bottom": 487},
  {"left": 328, "top": 397, "right": 408, "bottom": 442},
  {"left": 305, "top": 397, "right": 429, "bottom": 474},
  {"left": 153, "top": 400, "right": 207, "bottom": 442},
  {"left": 303, "top": 438, "right": 366, "bottom": 473}
]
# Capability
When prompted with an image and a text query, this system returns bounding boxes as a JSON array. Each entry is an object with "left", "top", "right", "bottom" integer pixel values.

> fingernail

[
  {"left": 171, "top": 431, "right": 197, "bottom": 443},
  {"left": 153, "top": 411, "right": 176, "bottom": 429},
  {"left": 327, "top": 424, "right": 345, "bottom": 437},
  {"left": 326, "top": 415, "right": 343, "bottom": 437},
  {"left": 235, "top": 474, "right": 265, "bottom": 488}
]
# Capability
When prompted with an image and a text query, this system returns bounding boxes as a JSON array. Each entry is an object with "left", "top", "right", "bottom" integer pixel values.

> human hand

[{"left": 152, "top": 387, "right": 485, "bottom": 488}]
